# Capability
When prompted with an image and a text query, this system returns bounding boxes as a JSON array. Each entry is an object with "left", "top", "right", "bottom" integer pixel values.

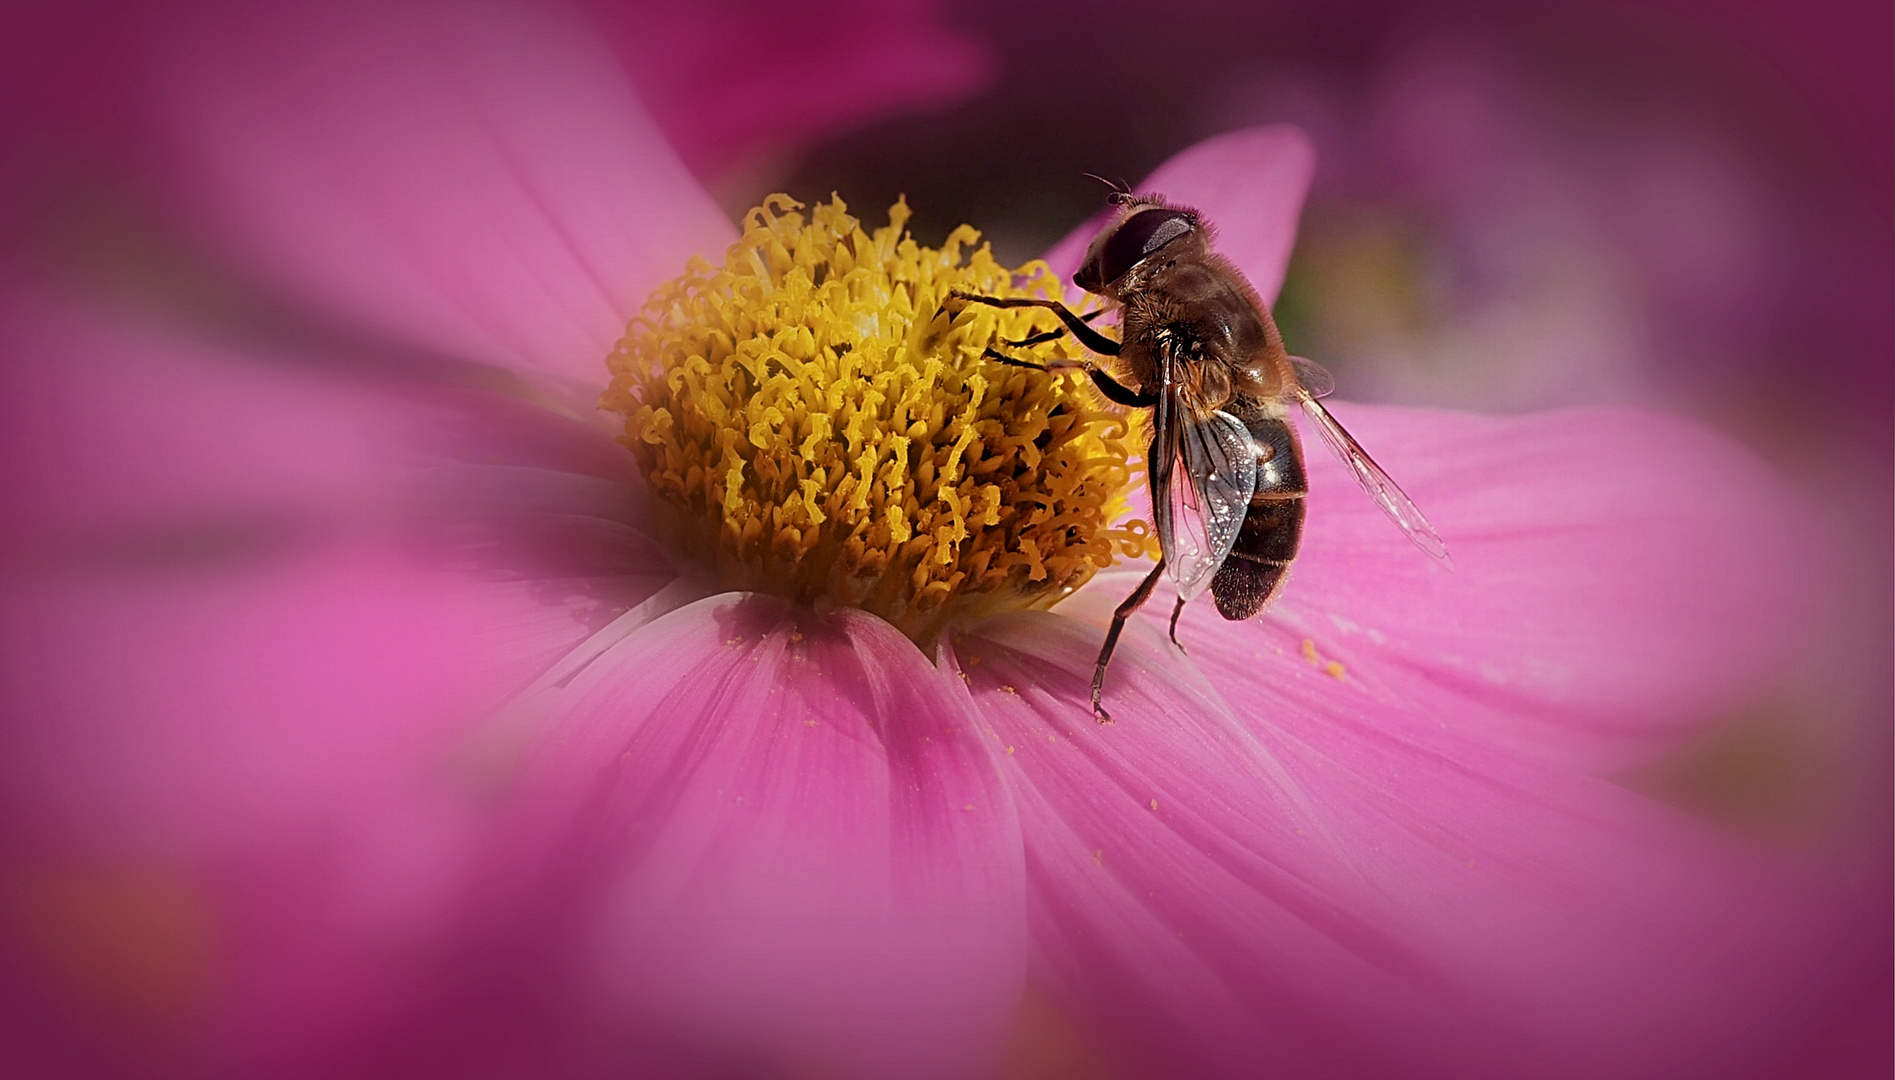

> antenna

[{"left": 1081, "top": 172, "right": 1135, "bottom": 203}]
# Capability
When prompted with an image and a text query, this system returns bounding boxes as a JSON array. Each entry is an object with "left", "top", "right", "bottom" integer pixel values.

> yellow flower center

[{"left": 602, "top": 195, "right": 1148, "bottom": 644}]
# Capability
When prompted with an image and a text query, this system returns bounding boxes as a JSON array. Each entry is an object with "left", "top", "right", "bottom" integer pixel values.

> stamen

[{"left": 603, "top": 195, "right": 1150, "bottom": 643}]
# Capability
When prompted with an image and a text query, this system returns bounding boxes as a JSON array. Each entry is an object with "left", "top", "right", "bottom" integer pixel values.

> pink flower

[{"left": 0, "top": 2, "right": 1871, "bottom": 1078}]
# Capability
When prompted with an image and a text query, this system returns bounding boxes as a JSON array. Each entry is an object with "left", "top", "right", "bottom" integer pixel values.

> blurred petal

[
  {"left": 0, "top": 293, "right": 683, "bottom": 1071},
  {"left": 1, "top": 298, "right": 424, "bottom": 545},
  {"left": 148, "top": 0, "right": 731, "bottom": 389},
  {"left": 1212, "top": 402, "right": 1800, "bottom": 770},
  {"left": 1068, "top": 400, "right": 1797, "bottom": 771},
  {"left": 0, "top": 0, "right": 140, "bottom": 141},
  {"left": 1044, "top": 125, "right": 1315, "bottom": 303},
  {"left": 1, "top": 547, "right": 476, "bottom": 858},
  {"left": 0, "top": 290, "right": 672, "bottom": 714},
  {"left": 952, "top": 612, "right": 1842, "bottom": 1080},
  {"left": 0, "top": 515, "right": 545, "bottom": 1070},
  {"left": 586, "top": 0, "right": 992, "bottom": 183},
  {"left": 506, "top": 595, "right": 1026, "bottom": 1078}
]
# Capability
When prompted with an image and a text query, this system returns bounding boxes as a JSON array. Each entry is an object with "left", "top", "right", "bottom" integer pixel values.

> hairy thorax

[{"left": 1114, "top": 254, "right": 1286, "bottom": 415}]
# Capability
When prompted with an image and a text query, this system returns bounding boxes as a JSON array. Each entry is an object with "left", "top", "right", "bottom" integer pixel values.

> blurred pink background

[{"left": 1, "top": 1, "right": 1886, "bottom": 1077}]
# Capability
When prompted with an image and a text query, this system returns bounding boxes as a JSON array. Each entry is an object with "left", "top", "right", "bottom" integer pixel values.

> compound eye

[
  {"left": 1080, "top": 208, "right": 1193, "bottom": 291},
  {"left": 1073, "top": 257, "right": 1102, "bottom": 293}
]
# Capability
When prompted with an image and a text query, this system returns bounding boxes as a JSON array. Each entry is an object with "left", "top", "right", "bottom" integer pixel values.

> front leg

[
  {"left": 951, "top": 292, "right": 1123, "bottom": 357},
  {"left": 981, "top": 348, "right": 1156, "bottom": 408}
]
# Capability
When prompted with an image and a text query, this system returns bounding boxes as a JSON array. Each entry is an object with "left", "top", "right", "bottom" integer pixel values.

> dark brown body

[
  {"left": 956, "top": 191, "right": 1447, "bottom": 719},
  {"left": 1204, "top": 397, "right": 1306, "bottom": 619},
  {"left": 1097, "top": 212, "right": 1307, "bottom": 622},
  {"left": 953, "top": 191, "right": 1346, "bottom": 720}
]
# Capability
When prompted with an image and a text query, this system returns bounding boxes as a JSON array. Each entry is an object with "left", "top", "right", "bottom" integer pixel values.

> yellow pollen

[
  {"left": 604, "top": 195, "right": 1149, "bottom": 642},
  {"left": 1300, "top": 638, "right": 1348, "bottom": 679}
]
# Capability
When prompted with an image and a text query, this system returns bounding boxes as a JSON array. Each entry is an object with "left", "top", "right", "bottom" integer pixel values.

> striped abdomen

[{"left": 1210, "top": 404, "right": 1305, "bottom": 620}]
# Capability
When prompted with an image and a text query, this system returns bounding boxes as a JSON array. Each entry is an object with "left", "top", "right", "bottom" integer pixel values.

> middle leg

[
  {"left": 1005, "top": 307, "right": 1106, "bottom": 348},
  {"left": 980, "top": 348, "right": 1156, "bottom": 408}
]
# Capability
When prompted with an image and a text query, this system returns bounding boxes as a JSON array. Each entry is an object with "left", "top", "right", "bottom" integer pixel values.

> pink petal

[
  {"left": 0, "top": 544, "right": 580, "bottom": 1067},
  {"left": 0, "top": 295, "right": 679, "bottom": 1071},
  {"left": 0, "top": 292, "right": 669, "bottom": 709},
  {"left": 584, "top": 0, "right": 992, "bottom": 183},
  {"left": 1, "top": 296, "right": 424, "bottom": 544},
  {"left": 950, "top": 612, "right": 1851, "bottom": 1080},
  {"left": 1044, "top": 125, "right": 1316, "bottom": 304},
  {"left": 497, "top": 595, "right": 1026, "bottom": 1078},
  {"left": 1198, "top": 401, "right": 1800, "bottom": 771},
  {"left": 148, "top": 0, "right": 732, "bottom": 389},
  {"left": 1, "top": 548, "right": 476, "bottom": 858}
]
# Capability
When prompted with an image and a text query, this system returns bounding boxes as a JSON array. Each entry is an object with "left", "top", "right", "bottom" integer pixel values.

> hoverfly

[{"left": 954, "top": 190, "right": 1450, "bottom": 721}]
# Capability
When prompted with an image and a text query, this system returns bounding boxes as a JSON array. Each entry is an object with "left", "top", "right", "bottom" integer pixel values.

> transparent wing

[
  {"left": 1287, "top": 354, "right": 1335, "bottom": 399},
  {"left": 1295, "top": 392, "right": 1454, "bottom": 567},
  {"left": 1154, "top": 398, "right": 1258, "bottom": 600}
]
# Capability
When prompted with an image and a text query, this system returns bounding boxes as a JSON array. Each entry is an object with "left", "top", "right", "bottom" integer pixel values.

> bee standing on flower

[{"left": 954, "top": 190, "right": 1451, "bottom": 721}]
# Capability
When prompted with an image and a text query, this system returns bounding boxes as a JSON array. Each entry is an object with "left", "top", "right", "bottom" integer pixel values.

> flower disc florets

[{"left": 603, "top": 195, "right": 1148, "bottom": 643}]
